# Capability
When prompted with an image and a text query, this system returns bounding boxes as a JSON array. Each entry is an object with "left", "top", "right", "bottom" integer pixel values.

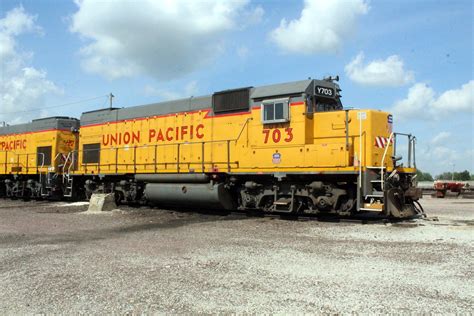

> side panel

[{"left": 75, "top": 106, "right": 395, "bottom": 175}]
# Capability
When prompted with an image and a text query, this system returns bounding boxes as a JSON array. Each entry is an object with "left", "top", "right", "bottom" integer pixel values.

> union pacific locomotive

[{"left": 0, "top": 78, "right": 423, "bottom": 218}]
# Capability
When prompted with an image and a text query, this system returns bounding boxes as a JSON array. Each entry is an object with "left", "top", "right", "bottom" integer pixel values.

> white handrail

[
  {"left": 67, "top": 151, "right": 75, "bottom": 174},
  {"left": 54, "top": 152, "right": 62, "bottom": 163},
  {"left": 380, "top": 132, "right": 394, "bottom": 191},
  {"left": 38, "top": 152, "right": 45, "bottom": 168}
]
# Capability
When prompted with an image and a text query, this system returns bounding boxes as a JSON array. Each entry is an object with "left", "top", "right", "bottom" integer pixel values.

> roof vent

[{"left": 212, "top": 87, "right": 252, "bottom": 114}]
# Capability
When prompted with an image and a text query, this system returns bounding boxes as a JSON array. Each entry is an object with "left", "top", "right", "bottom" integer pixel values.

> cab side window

[
  {"left": 83, "top": 143, "right": 100, "bottom": 164},
  {"left": 37, "top": 146, "right": 52, "bottom": 166},
  {"left": 261, "top": 98, "right": 290, "bottom": 124}
]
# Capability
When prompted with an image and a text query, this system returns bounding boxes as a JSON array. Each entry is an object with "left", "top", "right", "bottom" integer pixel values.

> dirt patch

[{"left": 0, "top": 196, "right": 472, "bottom": 314}]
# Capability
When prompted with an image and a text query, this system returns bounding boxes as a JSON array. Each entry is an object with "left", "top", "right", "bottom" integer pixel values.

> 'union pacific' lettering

[
  {"left": 102, "top": 131, "right": 141, "bottom": 146},
  {"left": 0, "top": 139, "right": 27, "bottom": 151},
  {"left": 101, "top": 124, "right": 205, "bottom": 146},
  {"left": 149, "top": 124, "right": 204, "bottom": 142}
]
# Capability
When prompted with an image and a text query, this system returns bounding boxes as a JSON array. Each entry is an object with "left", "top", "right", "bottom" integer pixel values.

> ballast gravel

[{"left": 0, "top": 196, "right": 472, "bottom": 314}]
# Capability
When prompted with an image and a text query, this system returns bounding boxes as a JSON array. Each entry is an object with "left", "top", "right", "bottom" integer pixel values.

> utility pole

[
  {"left": 451, "top": 163, "right": 455, "bottom": 181},
  {"left": 109, "top": 93, "right": 114, "bottom": 109}
]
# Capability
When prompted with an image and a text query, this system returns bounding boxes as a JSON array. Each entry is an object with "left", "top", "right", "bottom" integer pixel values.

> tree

[
  {"left": 416, "top": 169, "right": 434, "bottom": 181},
  {"left": 436, "top": 172, "right": 452, "bottom": 180},
  {"left": 458, "top": 170, "right": 471, "bottom": 181},
  {"left": 423, "top": 172, "right": 434, "bottom": 181},
  {"left": 436, "top": 170, "right": 471, "bottom": 181}
]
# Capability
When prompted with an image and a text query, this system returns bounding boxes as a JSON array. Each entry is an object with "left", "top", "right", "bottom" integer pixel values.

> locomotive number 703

[{"left": 262, "top": 128, "right": 293, "bottom": 144}]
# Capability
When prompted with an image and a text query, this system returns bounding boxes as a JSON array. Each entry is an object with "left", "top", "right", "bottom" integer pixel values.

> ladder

[
  {"left": 40, "top": 171, "right": 53, "bottom": 197},
  {"left": 63, "top": 173, "right": 73, "bottom": 198},
  {"left": 358, "top": 132, "right": 395, "bottom": 212},
  {"left": 359, "top": 166, "right": 385, "bottom": 212},
  {"left": 62, "top": 151, "right": 74, "bottom": 198}
]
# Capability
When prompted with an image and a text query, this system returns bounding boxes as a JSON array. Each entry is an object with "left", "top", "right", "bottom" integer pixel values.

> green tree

[
  {"left": 436, "top": 172, "right": 452, "bottom": 180},
  {"left": 436, "top": 170, "right": 471, "bottom": 181},
  {"left": 423, "top": 172, "right": 434, "bottom": 181},
  {"left": 457, "top": 170, "right": 470, "bottom": 181},
  {"left": 416, "top": 169, "right": 434, "bottom": 181}
]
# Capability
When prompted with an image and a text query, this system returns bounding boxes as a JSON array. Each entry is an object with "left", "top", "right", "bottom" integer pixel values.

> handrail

[
  {"left": 380, "top": 132, "right": 394, "bottom": 191},
  {"left": 70, "top": 138, "right": 239, "bottom": 174},
  {"left": 62, "top": 152, "right": 70, "bottom": 173},
  {"left": 38, "top": 152, "right": 45, "bottom": 168},
  {"left": 67, "top": 151, "right": 75, "bottom": 174},
  {"left": 392, "top": 132, "right": 416, "bottom": 169},
  {"left": 0, "top": 150, "right": 46, "bottom": 169},
  {"left": 380, "top": 133, "right": 417, "bottom": 190},
  {"left": 54, "top": 152, "right": 62, "bottom": 163},
  {"left": 235, "top": 118, "right": 252, "bottom": 142}
]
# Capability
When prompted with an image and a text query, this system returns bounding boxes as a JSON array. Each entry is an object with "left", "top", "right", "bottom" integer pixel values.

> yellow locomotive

[
  {"left": 0, "top": 117, "right": 79, "bottom": 198},
  {"left": 0, "top": 78, "right": 422, "bottom": 218}
]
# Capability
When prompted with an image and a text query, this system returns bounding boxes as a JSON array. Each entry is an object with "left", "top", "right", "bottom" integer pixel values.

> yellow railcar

[
  {"left": 0, "top": 117, "right": 79, "bottom": 198},
  {"left": 71, "top": 78, "right": 421, "bottom": 218}
]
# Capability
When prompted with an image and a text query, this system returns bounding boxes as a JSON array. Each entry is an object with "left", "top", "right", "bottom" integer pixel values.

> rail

[
  {"left": 74, "top": 138, "right": 240, "bottom": 174},
  {"left": 71, "top": 119, "right": 253, "bottom": 175},
  {"left": 379, "top": 132, "right": 417, "bottom": 190},
  {"left": 380, "top": 132, "right": 394, "bottom": 190},
  {"left": 0, "top": 151, "right": 46, "bottom": 174},
  {"left": 392, "top": 132, "right": 416, "bottom": 169},
  {"left": 0, "top": 119, "right": 250, "bottom": 176}
]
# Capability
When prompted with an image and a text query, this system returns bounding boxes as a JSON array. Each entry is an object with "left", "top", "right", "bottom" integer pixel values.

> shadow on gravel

[
  {"left": 18, "top": 211, "right": 251, "bottom": 248},
  {"left": 0, "top": 248, "right": 64, "bottom": 273},
  {"left": 0, "top": 200, "right": 52, "bottom": 209}
]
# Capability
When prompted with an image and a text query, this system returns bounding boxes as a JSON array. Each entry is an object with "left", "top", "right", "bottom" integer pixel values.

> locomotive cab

[{"left": 300, "top": 78, "right": 422, "bottom": 218}]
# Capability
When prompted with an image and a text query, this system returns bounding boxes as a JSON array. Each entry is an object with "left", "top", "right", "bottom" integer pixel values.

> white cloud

[
  {"left": 431, "top": 146, "right": 458, "bottom": 163},
  {"left": 392, "top": 81, "right": 474, "bottom": 120},
  {"left": 70, "top": 0, "right": 261, "bottom": 80},
  {"left": 0, "top": 6, "right": 61, "bottom": 124},
  {"left": 432, "top": 81, "right": 474, "bottom": 112},
  {"left": 416, "top": 143, "right": 460, "bottom": 174},
  {"left": 269, "top": 0, "right": 369, "bottom": 54},
  {"left": 345, "top": 52, "right": 414, "bottom": 86},
  {"left": 419, "top": 150, "right": 474, "bottom": 176},
  {"left": 430, "top": 131, "right": 451, "bottom": 145},
  {"left": 237, "top": 46, "right": 249, "bottom": 59},
  {"left": 0, "top": 6, "right": 41, "bottom": 59},
  {"left": 144, "top": 81, "right": 199, "bottom": 101},
  {"left": 392, "top": 83, "right": 434, "bottom": 119},
  {"left": 242, "top": 5, "right": 264, "bottom": 26}
]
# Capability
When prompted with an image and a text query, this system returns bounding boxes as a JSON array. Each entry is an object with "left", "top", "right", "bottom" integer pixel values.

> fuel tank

[
  {"left": 144, "top": 182, "right": 235, "bottom": 210},
  {"left": 135, "top": 174, "right": 209, "bottom": 183}
]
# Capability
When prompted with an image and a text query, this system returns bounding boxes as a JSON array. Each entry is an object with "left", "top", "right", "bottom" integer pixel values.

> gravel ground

[{"left": 0, "top": 196, "right": 473, "bottom": 314}]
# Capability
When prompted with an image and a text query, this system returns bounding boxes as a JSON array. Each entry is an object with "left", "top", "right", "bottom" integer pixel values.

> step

[
  {"left": 273, "top": 200, "right": 290, "bottom": 206},
  {"left": 363, "top": 202, "right": 383, "bottom": 209},
  {"left": 365, "top": 194, "right": 383, "bottom": 198},
  {"left": 359, "top": 207, "right": 384, "bottom": 212}
]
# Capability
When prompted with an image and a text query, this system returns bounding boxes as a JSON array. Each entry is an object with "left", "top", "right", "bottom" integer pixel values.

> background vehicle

[{"left": 0, "top": 117, "right": 79, "bottom": 199}]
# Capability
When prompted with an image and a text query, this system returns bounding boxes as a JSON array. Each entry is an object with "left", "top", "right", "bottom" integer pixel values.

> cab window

[
  {"left": 83, "top": 143, "right": 100, "bottom": 164},
  {"left": 261, "top": 98, "right": 289, "bottom": 124},
  {"left": 37, "top": 146, "right": 52, "bottom": 166}
]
